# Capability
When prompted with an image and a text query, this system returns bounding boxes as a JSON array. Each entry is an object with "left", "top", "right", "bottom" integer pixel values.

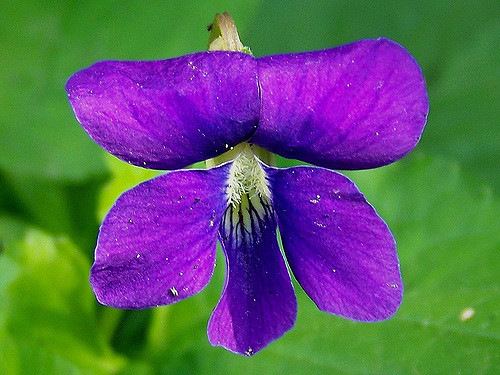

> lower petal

[
  {"left": 266, "top": 165, "right": 403, "bottom": 321},
  {"left": 90, "top": 165, "right": 230, "bottom": 309},
  {"left": 208, "top": 194, "right": 297, "bottom": 356}
]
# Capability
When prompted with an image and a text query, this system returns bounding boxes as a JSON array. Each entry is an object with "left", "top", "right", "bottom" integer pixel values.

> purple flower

[{"left": 66, "top": 38, "right": 428, "bottom": 356}]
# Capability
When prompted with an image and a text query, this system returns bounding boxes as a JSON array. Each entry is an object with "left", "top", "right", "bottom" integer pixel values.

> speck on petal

[
  {"left": 90, "top": 164, "right": 230, "bottom": 309},
  {"left": 266, "top": 165, "right": 403, "bottom": 321}
]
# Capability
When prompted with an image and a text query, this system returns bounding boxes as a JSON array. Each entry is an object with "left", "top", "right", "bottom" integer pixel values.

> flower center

[
  {"left": 226, "top": 144, "right": 271, "bottom": 207},
  {"left": 209, "top": 143, "right": 274, "bottom": 247}
]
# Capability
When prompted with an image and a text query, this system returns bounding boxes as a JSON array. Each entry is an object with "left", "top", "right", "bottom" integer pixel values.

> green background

[{"left": 0, "top": 0, "right": 498, "bottom": 374}]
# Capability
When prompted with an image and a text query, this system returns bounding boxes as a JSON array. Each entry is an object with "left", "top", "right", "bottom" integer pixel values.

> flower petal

[
  {"left": 253, "top": 38, "right": 429, "bottom": 170},
  {"left": 208, "top": 195, "right": 297, "bottom": 356},
  {"left": 266, "top": 165, "right": 403, "bottom": 321},
  {"left": 90, "top": 164, "right": 230, "bottom": 309},
  {"left": 66, "top": 52, "right": 259, "bottom": 170}
]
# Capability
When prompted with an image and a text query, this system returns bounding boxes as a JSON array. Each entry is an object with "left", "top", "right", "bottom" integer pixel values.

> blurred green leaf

[
  {"left": 0, "top": 217, "right": 126, "bottom": 375},
  {"left": 248, "top": 0, "right": 499, "bottom": 65},
  {"left": 127, "top": 154, "right": 499, "bottom": 374},
  {"left": 1, "top": 173, "right": 72, "bottom": 235},
  {"left": 0, "top": 171, "right": 104, "bottom": 254},
  {"left": 422, "top": 19, "right": 500, "bottom": 190},
  {"left": 0, "top": 0, "right": 106, "bottom": 182}
]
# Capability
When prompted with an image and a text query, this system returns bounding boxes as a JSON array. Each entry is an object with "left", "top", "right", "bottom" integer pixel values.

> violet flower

[{"left": 66, "top": 29, "right": 428, "bottom": 356}]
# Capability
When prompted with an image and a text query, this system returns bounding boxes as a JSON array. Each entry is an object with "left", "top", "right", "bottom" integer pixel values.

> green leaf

[
  {"left": 133, "top": 154, "right": 498, "bottom": 374},
  {"left": 0, "top": 171, "right": 104, "bottom": 253},
  {"left": 0, "top": 217, "right": 126, "bottom": 375},
  {"left": 248, "top": 0, "right": 498, "bottom": 65}
]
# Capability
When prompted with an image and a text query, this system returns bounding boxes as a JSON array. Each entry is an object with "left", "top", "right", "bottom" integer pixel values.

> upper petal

[
  {"left": 266, "top": 165, "right": 403, "bottom": 321},
  {"left": 90, "top": 164, "right": 230, "bottom": 309},
  {"left": 66, "top": 51, "right": 259, "bottom": 170},
  {"left": 208, "top": 194, "right": 297, "bottom": 356},
  {"left": 253, "top": 38, "right": 429, "bottom": 169}
]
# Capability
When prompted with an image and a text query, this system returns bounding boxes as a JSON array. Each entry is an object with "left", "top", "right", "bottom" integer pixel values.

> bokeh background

[{"left": 1, "top": 0, "right": 498, "bottom": 374}]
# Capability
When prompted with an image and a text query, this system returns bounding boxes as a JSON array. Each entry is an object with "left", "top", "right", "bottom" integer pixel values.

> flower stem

[{"left": 207, "top": 12, "right": 246, "bottom": 52}]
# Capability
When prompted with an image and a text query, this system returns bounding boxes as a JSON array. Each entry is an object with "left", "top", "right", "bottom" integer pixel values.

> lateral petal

[
  {"left": 267, "top": 165, "right": 403, "bottom": 321},
  {"left": 90, "top": 164, "right": 230, "bottom": 308}
]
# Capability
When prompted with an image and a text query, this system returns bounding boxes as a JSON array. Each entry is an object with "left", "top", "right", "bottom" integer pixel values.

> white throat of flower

[
  {"left": 209, "top": 143, "right": 274, "bottom": 247},
  {"left": 226, "top": 145, "right": 271, "bottom": 207}
]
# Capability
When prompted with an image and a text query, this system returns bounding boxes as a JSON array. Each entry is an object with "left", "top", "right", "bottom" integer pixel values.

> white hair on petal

[{"left": 226, "top": 145, "right": 270, "bottom": 207}]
